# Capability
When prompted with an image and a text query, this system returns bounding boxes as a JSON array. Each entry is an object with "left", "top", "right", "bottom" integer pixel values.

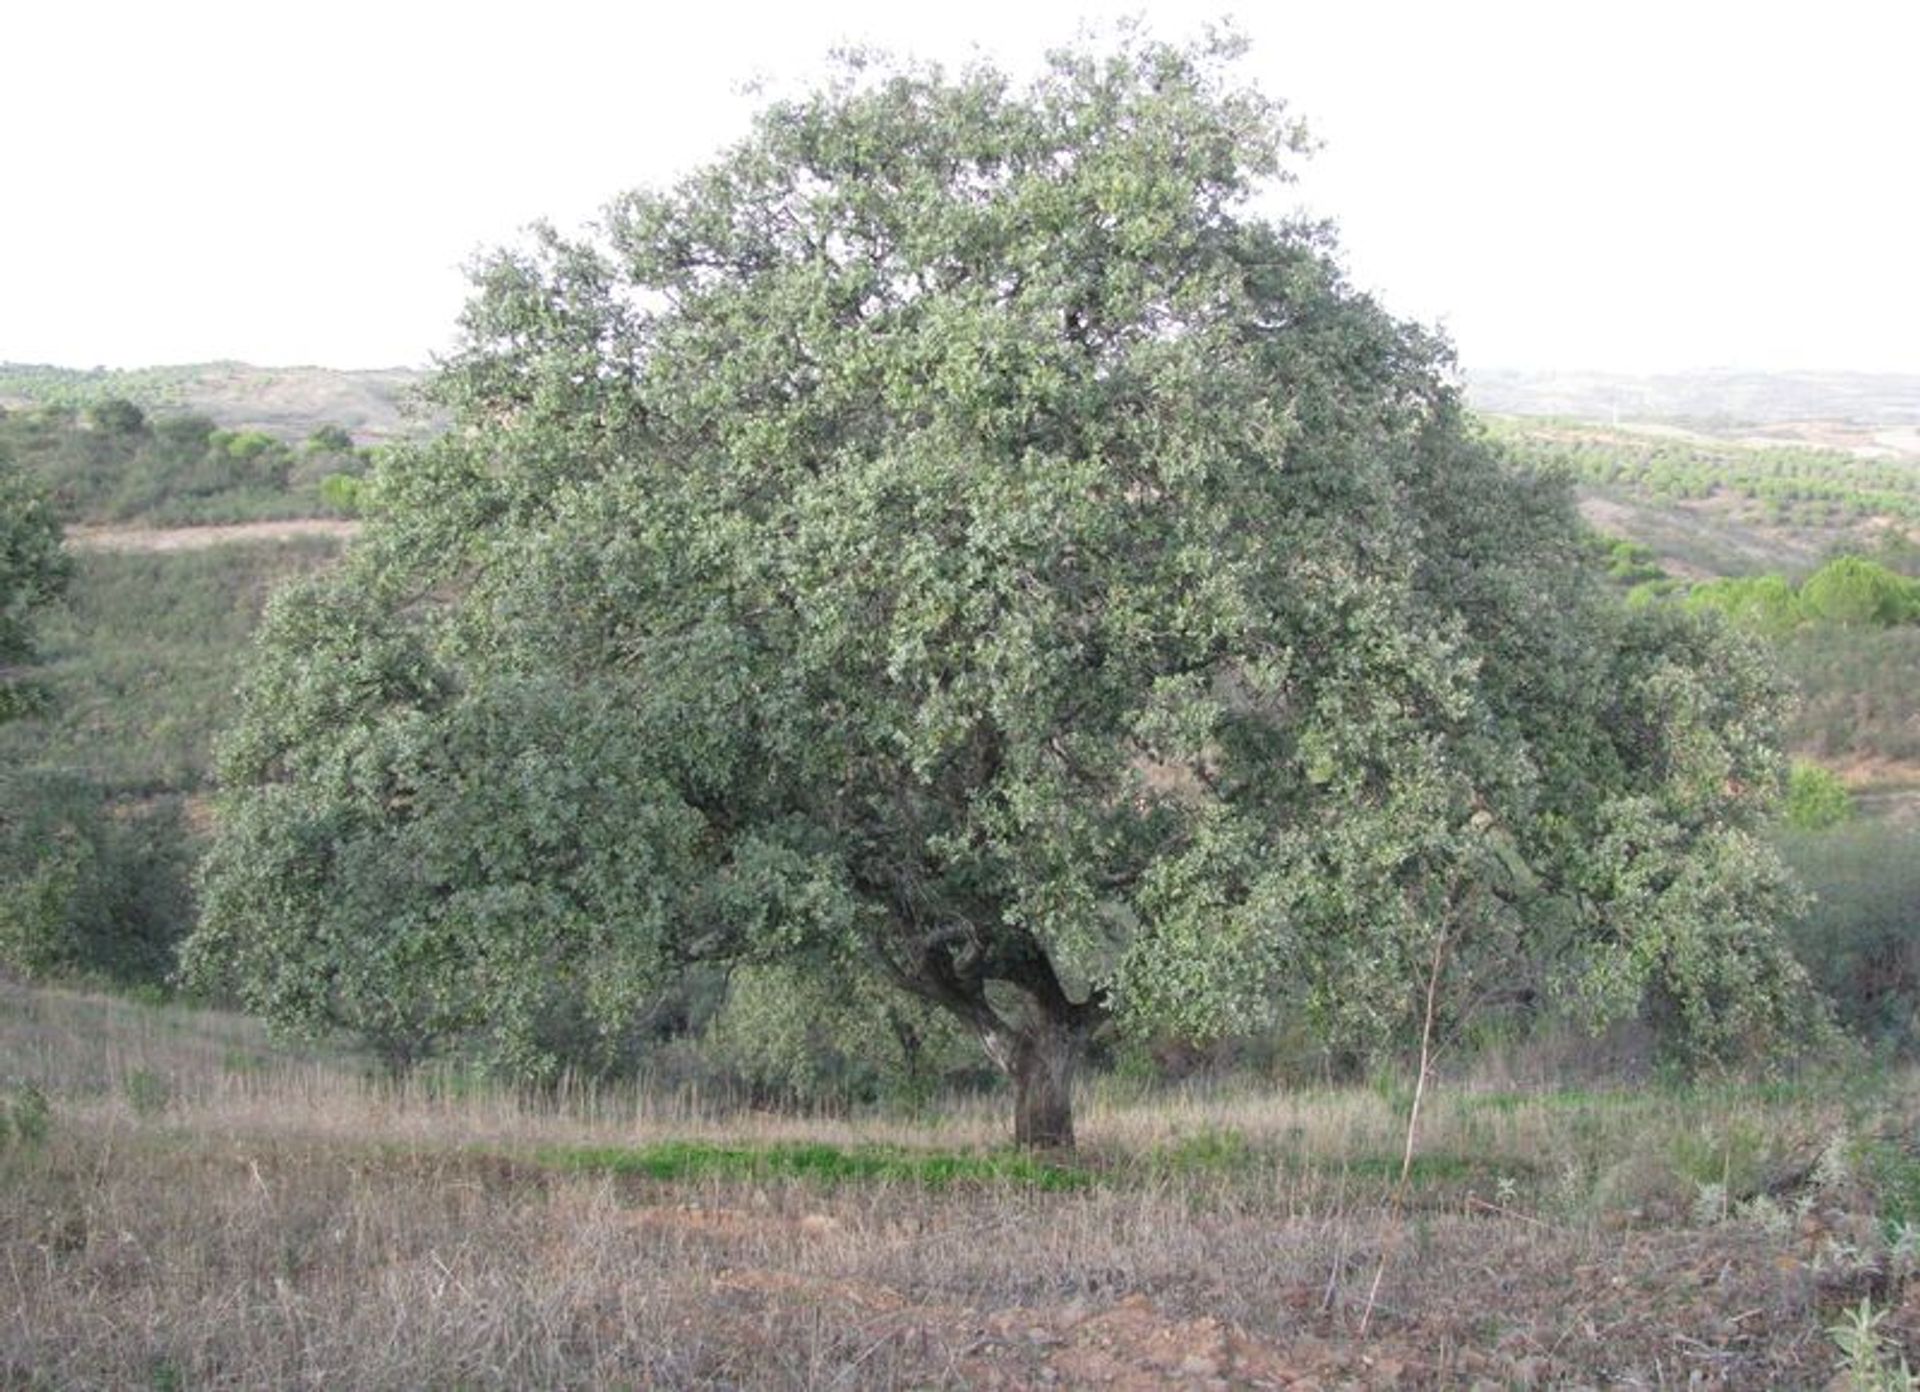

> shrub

[
  {"left": 703, "top": 963, "right": 985, "bottom": 1107},
  {"left": 1801, "top": 557, "right": 1920, "bottom": 628},
  {"left": 1686, "top": 574, "right": 1806, "bottom": 636},
  {"left": 1786, "top": 761, "right": 1854, "bottom": 831},
  {"left": 1780, "top": 823, "right": 1920, "bottom": 1051},
  {"left": 0, "top": 770, "right": 193, "bottom": 988}
]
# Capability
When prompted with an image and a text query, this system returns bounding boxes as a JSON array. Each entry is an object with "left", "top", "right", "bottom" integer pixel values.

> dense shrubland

[
  {"left": 0, "top": 397, "right": 371, "bottom": 525},
  {"left": 0, "top": 406, "right": 354, "bottom": 995}
]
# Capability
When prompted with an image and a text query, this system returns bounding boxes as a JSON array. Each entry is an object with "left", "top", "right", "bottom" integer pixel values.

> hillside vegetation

[
  {"left": 1490, "top": 417, "right": 1920, "bottom": 578},
  {"left": 0, "top": 361, "right": 432, "bottom": 441},
  {"left": 1496, "top": 418, "right": 1920, "bottom": 771},
  {"left": 0, "top": 400, "right": 355, "bottom": 990},
  {"left": 0, "top": 396, "right": 374, "bottom": 526}
]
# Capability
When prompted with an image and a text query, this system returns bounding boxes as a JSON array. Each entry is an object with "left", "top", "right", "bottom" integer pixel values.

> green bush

[
  {"left": 317, "top": 473, "right": 363, "bottom": 515},
  {"left": 704, "top": 962, "right": 985, "bottom": 1107},
  {"left": 1780, "top": 823, "right": 1920, "bottom": 1050},
  {"left": 1687, "top": 574, "right": 1807, "bottom": 635},
  {"left": 0, "top": 769, "right": 193, "bottom": 987},
  {"left": 1786, "top": 762, "right": 1854, "bottom": 830},
  {"left": 1800, "top": 557, "right": 1920, "bottom": 628}
]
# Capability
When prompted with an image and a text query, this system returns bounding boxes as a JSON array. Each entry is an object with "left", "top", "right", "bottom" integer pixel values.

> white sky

[{"left": 4, "top": 0, "right": 1915, "bottom": 374}]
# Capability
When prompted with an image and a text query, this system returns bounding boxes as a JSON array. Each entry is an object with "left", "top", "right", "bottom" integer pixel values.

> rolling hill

[{"left": 0, "top": 361, "right": 435, "bottom": 441}]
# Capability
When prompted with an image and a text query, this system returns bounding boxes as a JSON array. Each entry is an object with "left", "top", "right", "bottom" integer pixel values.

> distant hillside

[
  {"left": 1466, "top": 368, "right": 1920, "bottom": 432},
  {"left": 0, "top": 362, "right": 435, "bottom": 442},
  {"left": 18, "top": 361, "right": 1919, "bottom": 450}
]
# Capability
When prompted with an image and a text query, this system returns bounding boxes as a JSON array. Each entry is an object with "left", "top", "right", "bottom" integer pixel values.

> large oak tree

[{"left": 187, "top": 32, "right": 1820, "bottom": 1146}]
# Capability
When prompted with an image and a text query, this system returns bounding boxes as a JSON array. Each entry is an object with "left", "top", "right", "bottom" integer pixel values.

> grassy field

[{"left": 5, "top": 984, "right": 1920, "bottom": 1388}]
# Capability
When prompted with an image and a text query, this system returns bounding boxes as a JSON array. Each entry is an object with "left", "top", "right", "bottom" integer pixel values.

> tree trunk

[{"left": 1009, "top": 1018, "right": 1080, "bottom": 1150}]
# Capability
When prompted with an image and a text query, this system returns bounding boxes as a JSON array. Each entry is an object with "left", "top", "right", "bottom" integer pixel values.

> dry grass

[{"left": 3, "top": 982, "right": 1916, "bottom": 1388}]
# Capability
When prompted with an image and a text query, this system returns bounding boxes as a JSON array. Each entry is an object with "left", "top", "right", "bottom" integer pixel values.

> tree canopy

[{"left": 186, "top": 31, "right": 1821, "bottom": 1146}]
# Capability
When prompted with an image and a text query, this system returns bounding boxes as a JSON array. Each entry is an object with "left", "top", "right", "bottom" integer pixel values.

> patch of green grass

[
  {"left": 1145, "top": 1126, "right": 1256, "bottom": 1176},
  {"left": 1455, "top": 1087, "right": 1624, "bottom": 1115},
  {"left": 1666, "top": 1117, "right": 1773, "bottom": 1193},
  {"left": 1860, "top": 1138, "right": 1920, "bottom": 1229},
  {"left": 534, "top": 1139, "right": 1095, "bottom": 1190}
]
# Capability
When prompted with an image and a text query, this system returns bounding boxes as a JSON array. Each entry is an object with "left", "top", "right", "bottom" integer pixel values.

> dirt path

[{"left": 67, "top": 518, "right": 360, "bottom": 552}]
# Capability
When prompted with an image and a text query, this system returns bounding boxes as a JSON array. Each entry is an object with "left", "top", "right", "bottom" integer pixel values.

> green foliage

[
  {"left": 1597, "top": 538, "right": 1669, "bottom": 587},
  {"left": 1686, "top": 573, "right": 1807, "bottom": 635},
  {"left": 0, "top": 401, "right": 365, "bottom": 525},
  {"left": 316, "top": 473, "right": 363, "bottom": 515},
  {"left": 87, "top": 397, "right": 147, "bottom": 437},
  {"left": 0, "top": 769, "right": 193, "bottom": 986},
  {"left": 1785, "top": 761, "right": 1854, "bottom": 830},
  {"left": 1801, "top": 556, "right": 1920, "bottom": 627},
  {"left": 1681, "top": 559, "right": 1919, "bottom": 638},
  {"left": 0, "top": 449, "right": 72, "bottom": 723},
  {"left": 537, "top": 1139, "right": 1092, "bottom": 1189},
  {"left": 1829, "top": 1299, "right": 1918, "bottom": 1392},
  {"left": 192, "top": 33, "right": 1821, "bottom": 1139},
  {"left": 1780, "top": 823, "right": 1920, "bottom": 1050},
  {"left": 705, "top": 962, "right": 983, "bottom": 1105}
]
